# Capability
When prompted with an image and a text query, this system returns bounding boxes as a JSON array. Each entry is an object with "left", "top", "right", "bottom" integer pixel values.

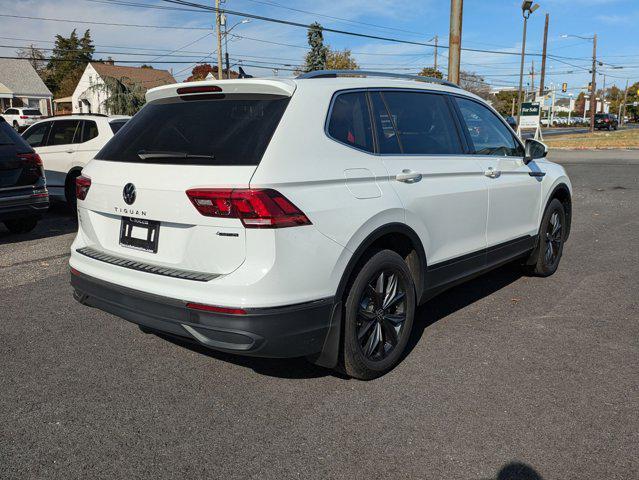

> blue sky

[{"left": 1, "top": 0, "right": 637, "bottom": 98}]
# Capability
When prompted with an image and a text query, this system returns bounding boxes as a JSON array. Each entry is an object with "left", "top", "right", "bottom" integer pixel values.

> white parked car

[
  {"left": 22, "top": 114, "right": 129, "bottom": 205},
  {"left": 69, "top": 71, "right": 572, "bottom": 379},
  {"left": 2, "top": 107, "right": 44, "bottom": 131}
]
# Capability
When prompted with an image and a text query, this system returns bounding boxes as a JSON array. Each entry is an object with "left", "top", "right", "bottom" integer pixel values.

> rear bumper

[
  {"left": 0, "top": 192, "right": 49, "bottom": 221},
  {"left": 71, "top": 269, "right": 335, "bottom": 358}
]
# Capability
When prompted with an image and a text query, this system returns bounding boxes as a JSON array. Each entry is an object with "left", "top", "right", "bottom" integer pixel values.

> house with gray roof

[{"left": 0, "top": 59, "right": 53, "bottom": 116}]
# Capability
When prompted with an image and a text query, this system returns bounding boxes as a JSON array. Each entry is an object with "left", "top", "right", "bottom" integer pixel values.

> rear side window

[
  {"left": 381, "top": 91, "right": 464, "bottom": 155},
  {"left": 369, "top": 92, "right": 401, "bottom": 154},
  {"left": 327, "top": 92, "right": 374, "bottom": 153},
  {"left": 97, "top": 95, "right": 290, "bottom": 165},
  {"left": 4, "top": 109, "right": 17, "bottom": 115},
  {"left": 81, "top": 120, "right": 99, "bottom": 142},
  {"left": 22, "top": 122, "right": 51, "bottom": 148},
  {"left": 109, "top": 119, "right": 127, "bottom": 134},
  {"left": 48, "top": 120, "right": 81, "bottom": 146},
  {"left": 455, "top": 97, "right": 524, "bottom": 157}
]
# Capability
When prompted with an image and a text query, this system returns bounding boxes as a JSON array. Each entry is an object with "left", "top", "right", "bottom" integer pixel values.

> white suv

[
  {"left": 22, "top": 114, "right": 129, "bottom": 205},
  {"left": 69, "top": 71, "right": 572, "bottom": 379},
  {"left": 2, "top": 107, "right": 44, "bottom": 131}
]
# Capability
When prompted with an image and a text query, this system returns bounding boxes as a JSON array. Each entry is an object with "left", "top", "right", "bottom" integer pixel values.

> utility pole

[
  {"left": 511, "top": 96, "right": 516, "bottom": 116},
  {"left": 600, "top": 74, "right": 606, "bottom": 113},
  {"left": 620, "top": 78, "right": 629, "bottom": 126},
  {"left": 589, "top": 33, "right": 597, "bottom": 132},
  {"left": 530, "top": 60, "right": 535, "bottom": 94},
  {"left": 448, "top": 0, "right": 463, "bottom": 84},
  {"left": 215, "top": 0, "right": 223, "bottom": 80},
  {"left": 433, "top": 35, "right": 438, "bottom": 72},
  {"left": 539, "top": 13, "right": 549, "bottom": 98}
]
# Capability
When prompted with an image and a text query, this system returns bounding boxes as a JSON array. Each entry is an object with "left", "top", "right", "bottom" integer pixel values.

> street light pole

[
  {"left": 589, "top": 33, "right": 597, "bottom": 132},
  {"left": 517, "top": 2, "right": 539, "bottom": 130}
]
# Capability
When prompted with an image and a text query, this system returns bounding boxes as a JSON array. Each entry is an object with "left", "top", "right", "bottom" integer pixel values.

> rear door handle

[
  {"left": 395, "top": 169, "right": 422, "bottom": 184},
  {"left": 484, "top": 167, "right": 501, "bottom": 178}
]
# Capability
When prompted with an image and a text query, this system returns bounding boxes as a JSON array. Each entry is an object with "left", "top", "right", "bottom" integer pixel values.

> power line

[{"left": 0, "top": 13, "right": 212, "bottom": 30}]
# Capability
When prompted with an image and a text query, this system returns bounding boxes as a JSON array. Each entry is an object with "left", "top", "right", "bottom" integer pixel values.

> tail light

[
  {"left": 186, "top": 188, "right": 311, "bottom": 228},
  {"left": 18, "top": 152, "right": 43, "bottom": 166},
  {"left": 20, "top": 115, "right": 28, "bottom": 119},
  {"left": 76, "top": 175, "right": 91, "bottom": 200}
]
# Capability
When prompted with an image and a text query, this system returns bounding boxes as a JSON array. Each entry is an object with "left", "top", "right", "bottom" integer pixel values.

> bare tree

[{"left": 16, "top": 44, "right": 47, "bottom": 75}]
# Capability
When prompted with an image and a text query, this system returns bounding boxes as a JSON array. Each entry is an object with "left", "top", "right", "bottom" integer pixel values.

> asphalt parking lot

[{"left": 1, "top": 150, "right": 637, "bottom": 480}]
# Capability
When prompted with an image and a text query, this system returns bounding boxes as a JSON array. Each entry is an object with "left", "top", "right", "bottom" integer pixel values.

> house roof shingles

[
  {"left": 91, "top": 62, "right": 176, "bottom": 90},
  {"left": 0, "top": 59, "right": 52, "bottom": 97}
]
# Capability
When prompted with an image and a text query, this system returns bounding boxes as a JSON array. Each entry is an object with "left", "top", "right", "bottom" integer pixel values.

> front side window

[
  {"left": 327, "top": 92, "right": 373, "bottom": 153},
  {"left": 381, "top": 91, "right": 464, "bottom": 155},
  {"left": 455, "top": 97, "right": 524, "bottom": 157},
  {"left": 47, "top": 120, "right": 81, "bottom": 146},
  {"left": 22, "top": 122, "right": 51, "bottom": 147}
]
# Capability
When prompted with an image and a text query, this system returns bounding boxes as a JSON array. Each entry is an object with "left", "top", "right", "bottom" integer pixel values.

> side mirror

[{"left": 524, "top": 138, "right": 548, "bottom": 164}]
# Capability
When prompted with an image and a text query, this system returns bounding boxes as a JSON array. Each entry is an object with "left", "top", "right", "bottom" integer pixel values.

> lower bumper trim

[{"left": 71, "top": 270, "right": 334, "bottom": 358}]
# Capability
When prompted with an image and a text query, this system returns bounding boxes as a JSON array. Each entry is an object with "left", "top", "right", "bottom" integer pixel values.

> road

[
  {"left": 1, "top": 150, "right": 638, "bottom": 480},
  {"left": 534, "top": 122, "right": 639, "bottom": 137}
]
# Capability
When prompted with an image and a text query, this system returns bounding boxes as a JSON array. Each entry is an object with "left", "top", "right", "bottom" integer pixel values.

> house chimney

[{"left": 104, "top": 57, "right": 114, "bottom": 66}]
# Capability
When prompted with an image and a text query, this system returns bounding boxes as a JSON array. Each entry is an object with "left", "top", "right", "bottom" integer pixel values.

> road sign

[{"left": 519, "top": 102, "right": 541, "bottom": 129}]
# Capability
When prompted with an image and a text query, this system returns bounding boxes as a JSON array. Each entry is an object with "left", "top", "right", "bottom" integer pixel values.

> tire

[
  {"left": 342, "top": 249, "right": 416, "bottom": 380},
  {"left": 3, "top": 217, "right": 38, "bottom": 234},
  {"left": 524, "top": 198, "right": 566, "bottom": 277},
  {"left": 65, "top": 170, "right": 81, "bottom": 211}
]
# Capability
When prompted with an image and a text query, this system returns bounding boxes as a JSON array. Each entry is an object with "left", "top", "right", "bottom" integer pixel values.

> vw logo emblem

[{"left": 123, "top": 183, "right": 136, "bottom": 205}]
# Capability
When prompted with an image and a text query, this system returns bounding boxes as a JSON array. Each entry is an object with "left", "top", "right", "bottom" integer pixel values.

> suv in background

[
  {"left": 595, "top": 113, "right": 619, "bottom": 131},
  {"left": 0, "top": 117, "right": 48, "bottom": 234},
  {"left": 69, "top": 72, "right": 572, "bottom": 379},
  {"left": 2, "top": 107, "right": 44, "bottom": 132},
  {"left": 22, "top": 114, "right": 129, "bottom": 206}
]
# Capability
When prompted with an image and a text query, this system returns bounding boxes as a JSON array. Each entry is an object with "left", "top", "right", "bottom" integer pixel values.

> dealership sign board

[{"left": 519, "top": 102, "right": 541, "bottom": 129}]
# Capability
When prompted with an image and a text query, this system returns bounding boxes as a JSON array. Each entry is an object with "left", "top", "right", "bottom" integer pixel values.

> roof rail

[
  {"left": 296, "top": 70, "right": 460, "bottom": 88},
  {"left": 47, "top": 113, "right": 110, "bottom": 118}
]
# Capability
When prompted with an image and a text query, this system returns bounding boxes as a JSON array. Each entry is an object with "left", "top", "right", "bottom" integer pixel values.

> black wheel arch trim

[
  {"left": 311, "top": 223, "right": 427, "bottom": 369},
  {"left": 545, "top": 183, "right": 572, "bottom": 242}
]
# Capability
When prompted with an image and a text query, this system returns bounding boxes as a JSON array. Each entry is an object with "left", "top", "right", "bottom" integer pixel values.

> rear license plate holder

[{"left": 119, "top": 217, "right": 160, "bottom": 253}]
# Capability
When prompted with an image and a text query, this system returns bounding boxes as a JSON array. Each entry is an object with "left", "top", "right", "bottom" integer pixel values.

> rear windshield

[
  {"left": 595, "top": 114, "right": 608, "bottom": 119},
  {"left": 109, "top": 119, "right": 128, "bottom": 134},
  {"left": 23, "top": 109, "right": 42, "bottom": 116},
  {"left": 0, "top": 120, "right": 32, "bottom": 150},
  {"left": 96, "top": 94, "right": 290, "bottom": 165}
]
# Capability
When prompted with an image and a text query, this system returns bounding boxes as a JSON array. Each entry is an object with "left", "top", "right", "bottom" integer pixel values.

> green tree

[
  {"left": 626, "top": 81, "right": 639, "bottom": 120},
  {"left": 326, "top": 48, "right": 359, "bottom": 70},
  {"left": 492, "top": 89, "right": 519, "bottom": 117},
  {"left": 417, "top": 67, "right": 443, "bottom": 79},
  {"left": 304, "top": 22, "right": 328, "bottom": 72},
  {"left": 91, "top": 76, "right": 146, "bottom": 116},
  {"left": 46, "top": 29, "right": 95, "bottom": 96}
]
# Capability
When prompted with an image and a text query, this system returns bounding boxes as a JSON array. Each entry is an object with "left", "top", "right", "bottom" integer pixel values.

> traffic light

[{"left": 562, "top": 83, "right": 568, "bottom": 93}]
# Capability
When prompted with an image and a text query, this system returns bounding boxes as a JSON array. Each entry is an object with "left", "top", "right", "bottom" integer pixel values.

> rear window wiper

[{"left": 137, "top": 150, "right": 215, "bottom": 161}]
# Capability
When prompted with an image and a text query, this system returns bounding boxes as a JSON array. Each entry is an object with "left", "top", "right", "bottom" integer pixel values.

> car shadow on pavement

[
  {"left": 154, "top": 262, "right": 524, "bottom": 380},
  {"left": 491, "top": 461, "right": 544, "bottom": 480},
  {"left": 0, "top": 202, "right": 77, "bottom": 245}
]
